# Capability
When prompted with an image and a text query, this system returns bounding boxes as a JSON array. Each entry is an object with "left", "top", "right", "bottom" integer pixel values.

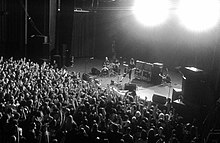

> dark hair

[{"left": 141, "top": 129, "right": 147, "bottom": 140}]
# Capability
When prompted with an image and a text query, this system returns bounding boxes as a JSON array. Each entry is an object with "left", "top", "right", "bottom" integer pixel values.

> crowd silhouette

[{"left": 0, "top": 57, "right": 200, "bottom": 143}]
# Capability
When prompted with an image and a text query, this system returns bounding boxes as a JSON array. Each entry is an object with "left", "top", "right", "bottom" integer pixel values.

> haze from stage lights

[
  {"left": 132, "top": 0, "right": 171, "bottom": 27},
  {"left": 176, "top": 0, "right": 220, "bottom": 32}
]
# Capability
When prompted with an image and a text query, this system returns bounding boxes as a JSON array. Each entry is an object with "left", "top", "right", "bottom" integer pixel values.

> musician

[
  {"left": 112, "top": 58, "right": 120, "bottom": 74},
  {"left": 120, "top": 58, "right": 135, "bottom": 83},
  {"left": 112, "top": 39, "right": 116, "bottom": 61},
  {"left": 128, "top": 58, "right": 135, "bottom": 79},
  {"left": 103, "top": 57, "right": 110, "bottom": 67},
  {"left": 159, "top": 67, "right": 171, "bottom": 85},
  {"left": 52, "top": 60, "right": 58, "bottom": 69},
  {"left": 101, "top": 57, "right": 110, "bottom": 76}
]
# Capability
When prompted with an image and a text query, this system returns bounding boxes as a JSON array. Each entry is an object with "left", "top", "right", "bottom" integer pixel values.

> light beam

[
  {"left": 177, "top": 0, "right": 220, "bottom": 32},
  {"left": 132, "top": 0, "right": 171, "bottom": 27}
]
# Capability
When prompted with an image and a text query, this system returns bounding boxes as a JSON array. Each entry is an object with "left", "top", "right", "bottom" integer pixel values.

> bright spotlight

[
  {"left": 132, "top": 0, "right": 171, "bottom": 27},
  {"left": 177, "top": 0, "right": 220, "bottom": 32}
]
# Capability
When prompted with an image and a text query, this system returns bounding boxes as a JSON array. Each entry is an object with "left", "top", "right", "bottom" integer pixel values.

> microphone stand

[
  {"left": 168, "top": 81, "right": 172, "bottom": 99},
  {"left": 84, "top": 57, "right": 94, "bottom": 73},
  {"left": 166, "top": 68, "right": 172, "bottom": 99}
]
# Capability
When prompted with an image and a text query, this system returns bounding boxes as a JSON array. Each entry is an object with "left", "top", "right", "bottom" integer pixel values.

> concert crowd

[{"left": 0, "top": 57, "right": 200, "bottom": 143}]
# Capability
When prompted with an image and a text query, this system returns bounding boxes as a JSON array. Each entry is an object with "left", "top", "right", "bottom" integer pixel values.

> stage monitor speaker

[
  {"left": 124, "top": 83, "right": 137, "bottom": 91},
  {"left": 182, "top": 77, "right": 208, "bottom": 106},
  {"left": 152, "top": 94, "right": 166, "bottom": 105},
  {"left": 172, "top": 101, "right": 193, "bottom": 122},
  {"left": 172, "top": 88, "right": 182, "bottom": 102},
  {"left": 91, "top": 67, "right": 100, "bottom": 75},
  {"left": 82, "top": 73, "right": 93, "bottom": 82}
]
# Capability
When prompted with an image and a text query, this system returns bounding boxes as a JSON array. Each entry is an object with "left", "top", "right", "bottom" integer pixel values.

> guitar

[{"left": 159, "top": 73, "right": 171, "bottom": 83}]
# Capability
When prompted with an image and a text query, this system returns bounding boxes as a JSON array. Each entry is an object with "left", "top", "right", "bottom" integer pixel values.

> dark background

[{"left": 1, "top": 0, "right": 220, "bottom": 95}]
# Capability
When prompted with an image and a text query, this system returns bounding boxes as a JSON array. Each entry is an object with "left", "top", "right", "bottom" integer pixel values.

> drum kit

[{"left": 101, "top": 62, "right": 120, "bottom": 76}]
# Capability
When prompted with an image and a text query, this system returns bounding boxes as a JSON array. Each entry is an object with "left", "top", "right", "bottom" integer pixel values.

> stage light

[
  {"left": 132, "top": 0, "right": 171, "bottom": 27},
  {"left": 177, "top": 0, "right": 220, "bottom": 32}
]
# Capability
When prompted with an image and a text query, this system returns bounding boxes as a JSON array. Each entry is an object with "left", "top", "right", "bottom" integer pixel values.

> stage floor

[{"left": 67, "top": 58, "right": 183, "bottom": 101}]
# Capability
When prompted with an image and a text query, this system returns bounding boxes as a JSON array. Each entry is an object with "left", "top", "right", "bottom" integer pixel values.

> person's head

[
  {"left": 13, "top": 111, "right": 20, "bottom": 121},
  {"left": 102, "top": 138, "right": 109, "bottom": 143},
  {"left": 141, "top": 129, "right": 147, "bottom": 141},
  {"left": 130, "top": 58, "right": 134, "bottom": 64},
  {"left": 158, "top": 126, "right": 164, "bottom": 135},
  {"left": 112, "top": 123, "right": 119, "bottom": 132},
  {"left": 124, "top": 120, "right": 131, "bottom": 128},
  {"left": 119, "top": 139, "right": 124, "bottom": 143},
  {"left": 148, "top": 128, "right": 155, "bottom": 138},
  {"left": 92, "top": 123, "right": 98, "bottom": 132},
  {"left": 185, "top": 122, "right": 191, "bottom": 131},
  {"left": 158, "top": 112, "right": 164, "bottom": 120},
  {"left": 105, "top": 57, "right": 109, "bottom": 61},
  {"left": 170, "top": 137, "right": 179, "bottom": 143},
  {"left": 9, "top": 135, "right": 16, "bottom": 143},
  {"left": 51, "top": 139, "right": 58, "bottom": 143},
  {"left": 131, "top": 116, "right": 136, "bottom": 123},
  {"left": 135, "top": 111, "right": 141, "bottom": 118},
  {"left": 79, "top": 127, "right": 87, "bottom": 136},
  {"left": 125, "top": 127, "right": 131, "bottom": 134}
]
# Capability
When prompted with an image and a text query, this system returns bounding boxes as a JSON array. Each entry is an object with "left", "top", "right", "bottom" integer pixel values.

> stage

[{"left": 67, "top": 58, "right": 183, "bottom": 101}]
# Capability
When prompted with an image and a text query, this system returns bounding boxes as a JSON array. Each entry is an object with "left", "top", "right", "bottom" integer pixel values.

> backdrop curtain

[{"left": 71, "top": 12, "right": 95, "bottom": 58}]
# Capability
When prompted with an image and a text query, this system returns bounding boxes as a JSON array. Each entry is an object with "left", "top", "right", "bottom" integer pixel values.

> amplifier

[
  {"left": 124, "top": 83, "right": 137, "bottom": 91},
  {"left": 143, "top": 62, "right": 153, "bottom": 72},
  {"left": 152, "top": 94, "right": 167, "bottom": 105},
  {"left": 136, "top": 60, "right": 145, "bottom": 70}
]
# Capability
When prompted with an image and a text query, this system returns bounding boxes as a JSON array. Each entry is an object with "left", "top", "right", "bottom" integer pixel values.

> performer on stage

[
  {"left": 103, "top": 57, "right": 110, "bottom": 67},
  {"left": 120, "top": 58, "right": 135, "bottom": 83},
  {"left": 100, "top": 57, "right": 109, "bottom": 76},
  {"left": 112, "top": 58, "right": 120, "bottom": 74},
  {"left": 159, "top": 67, "right": 171, "bottom": 85},
  {"left": 112, "top": 39, "right": 116, "bottom": 61}
]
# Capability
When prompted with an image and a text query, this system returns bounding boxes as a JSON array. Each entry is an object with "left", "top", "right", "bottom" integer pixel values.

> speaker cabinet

[
  {"left": 82, "top": 73, "right": 93, "bottom": 82},
  {"left": 181, "top": 67, "right": 206, "bottom": 105},
  {"left": 124, "top": 83, "right": 137, "bottom": 91},
  {"left": 91, "top": 67, "right": 101, "bottom": 75},
  {"left": 152, "top": 94, "right": 166, "bottom": 105},
  {"left": 172, "top": 88, "right": 182, "bottom": 102},
  {"left": 151, "top": 63, "right": 163, "bottom": 85}
]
